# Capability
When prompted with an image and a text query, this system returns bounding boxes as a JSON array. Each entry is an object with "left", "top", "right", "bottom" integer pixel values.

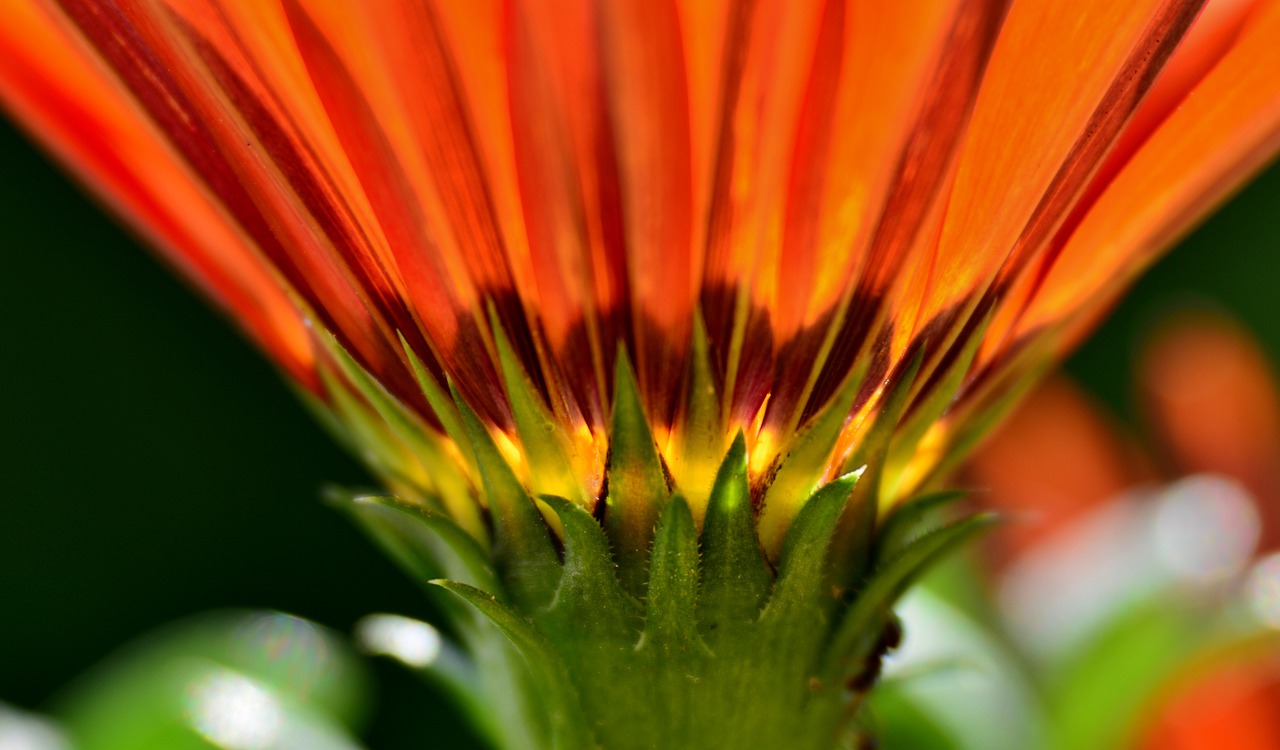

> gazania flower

[
  {"left": 965, "top": 314, "right": 1280, "bottom": 750},
  {"left": 3, "top": 1, "right": 1280, "bottom": 748}
]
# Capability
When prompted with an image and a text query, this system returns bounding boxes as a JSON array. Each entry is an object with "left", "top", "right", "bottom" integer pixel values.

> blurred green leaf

[{"left": 51, "top": 611, "right": 369, "bottom": 750}]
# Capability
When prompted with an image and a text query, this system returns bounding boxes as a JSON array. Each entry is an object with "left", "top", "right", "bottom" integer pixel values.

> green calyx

[
  {"left": 332, "top": 419, "right": 992, "bottom": 750},
  {"left": 312, "top": 326, "right": 996, "bottom": 749}
]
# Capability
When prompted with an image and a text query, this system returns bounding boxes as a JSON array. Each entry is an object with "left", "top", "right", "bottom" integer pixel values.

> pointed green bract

[
  {"left": 757, "top": 355, "right": 871, "bottom": 556},
  {"left": 873, "top": 489, "right": 969, "bottom": 566},
  {"left": 320, "top": 333, "right": 485, "bottom": 539},
  {"left": 319, "top": 319, "right": 1006, "bottom": 750},
  {"left": 541, "top": 495, "right": 638, "bottom": 629},
  {"left": 488, "top": 308, "right": 589, "bottom": 508},
  {"left": 844, "top": 348, "right": 925, "bottom": 478},
  {"left": 398, "top": 331, "right": 477, "bottom": 473},
  {"left": 765, "top": 472, "right": 858, "bottom": 623},
  {"left": 452, "top": 384, "right": 560, "bottom": 610},
  {"left": 604, "top": 351, "right": 670, "bottom": 595},
  {"left": 318, "top": 364, "right": 420, "bottom": 484},
  {"left": 881, "top": 315, "right": 991, "bottom": 499},
  {"left": 829, "top": 349, "right": 926, "bottom": 589},
  {"left": 644, "top": 495, "right": 704, "bottom": 650},
  {"left": 330, "top": 491, "right": 498, "bottom": 593},
  {"left": 431, "top": 580, "right": 593, "bottom": 750},
  {"left": 822, "top": 513, "right": 999, "bottom": 685},
  {"left": 698, "top": 433, "right": 771, "bottom": 636},
  {"left": 672, "top": 313, "right": 726, "bottom": 518}
]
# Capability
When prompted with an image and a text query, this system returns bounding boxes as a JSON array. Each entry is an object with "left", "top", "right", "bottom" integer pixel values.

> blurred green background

[{"left": 0, "top": 114, "right": 1277, "bottom": 746}]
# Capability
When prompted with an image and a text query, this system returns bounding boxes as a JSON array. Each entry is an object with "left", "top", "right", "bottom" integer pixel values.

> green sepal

[
  {"left": 671, "top": 312, "right": 726, "bottom": 517},
  {"left": 488, "top": 307, "right": 589, "bottom": 508},
  {"left": 453, "top": 384, "right": 560, "bottom": 610},
  {"left": 698, "top": 433, "right": 771, "bottom": 637},
  {"left": 757, "top": 356, "right": 870, "bottom": 556},
  {"left": 830, "top": 349, "right": 926, "bottom": 591},
  {"left": 329, "top": 490, "right": 498, "bottom": 593},
  {"left": 644, "top": 495, "right": 706, "bottom": 652},
  {"left": 319, "top": 332, "right": 433, "bottom": 458},
  {"left": 821, "top": 513, "right": 998, "bottom": 685},
  {"left": 873, "top": 489, "right": 969, "bottom": 567},
  {"left": 398, "top": 331, "right": 477, "bottom": 473},
  {"left": 843, "top": 347, "right": 925, "bottom": 477},
  {"left": 764, "top": 472, "right": 859, "bottom": 624},
  {"left": 319, "top": 333, "right": 485, "bottom": 539},
  {"left": 318, "top": 363, "right": 426, "bottom": 495},
  {"left": 430, "top": 580, "right": 593, "bottom": 750},
  {"left": 896, "top": 310, "right": 992, "bottom": 450},
  {"left": 540, "top": 495, "right": 640, "bottom": 629},
  {"left": 604, "top": 351, "right": 670, "bottom": 596}
]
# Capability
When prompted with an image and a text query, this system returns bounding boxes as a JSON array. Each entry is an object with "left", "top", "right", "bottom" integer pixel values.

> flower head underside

[{"left": 3, "top": 0, "right": 1280, "bottom": 553}]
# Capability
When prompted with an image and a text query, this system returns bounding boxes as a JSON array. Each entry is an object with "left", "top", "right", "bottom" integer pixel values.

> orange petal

[
  {"left": 918, "top": 0, "right": 1205, "bottom": 349},
  {"left": 0, "top": 0, "right": 315, "bottom": 386},
  {"left": 1019, "top": 0, "right": 1280, "bottom": 340}
]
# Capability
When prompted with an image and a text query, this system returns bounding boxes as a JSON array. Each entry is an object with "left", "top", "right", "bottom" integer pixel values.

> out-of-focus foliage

[{"left": 2, "top": 612, "right": 370, "bottom": 750}]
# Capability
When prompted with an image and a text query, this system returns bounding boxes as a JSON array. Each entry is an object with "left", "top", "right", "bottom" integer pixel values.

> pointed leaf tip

[
  {"left": 645, "top": 495, "right": 704, "bottom": 651},
  {"left": 699, "top": 432, "right": 771, "bottom": 633},
  {"left": 604, "top": 349, "right": 669, "bottom": 596},
  {"left": 450, "top": 388, "right": 560, "bottom": 610},
  {"left": 822, "top": 512, "right": 998, "bottom": 684},
  {"left": 757, "top": 359, "right": 871, "bottom": 557},
  {"left": 540, "top": 495, "right": 636, "bottom": 626},
  {"left": 766, "top": 475, "right": 859, "bottom": 620},
  {"left": 487, "top": 310, "right": 587, "bottom": 508},
  {"left": 873, "top": 489, "right": 970, "bottom": 565}
]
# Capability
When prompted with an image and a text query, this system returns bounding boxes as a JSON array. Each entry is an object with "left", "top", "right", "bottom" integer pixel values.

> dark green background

[{"left": 1, "top": 116, "right": 1277, "bottom": 746}]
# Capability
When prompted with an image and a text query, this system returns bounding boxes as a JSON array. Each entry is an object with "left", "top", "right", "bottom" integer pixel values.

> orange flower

[{"left": 3, "top": 0, "right": 1280, "bottom": 549}]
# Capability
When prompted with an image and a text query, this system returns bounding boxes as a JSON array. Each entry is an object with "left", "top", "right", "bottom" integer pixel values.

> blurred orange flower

[{"left": 968, "top": 313, "right": 1280, "bottom": 749}]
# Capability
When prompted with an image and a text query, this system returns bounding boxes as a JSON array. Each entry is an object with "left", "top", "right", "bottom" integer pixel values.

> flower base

[{"left": 337, "top": 428, "right": 990, "bottom": 750}]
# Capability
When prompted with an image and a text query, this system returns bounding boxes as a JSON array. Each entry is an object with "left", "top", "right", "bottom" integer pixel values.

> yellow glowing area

[
  {"left": 493, "top": 429, "right": 528, "bottom": 481},
  {"left": 748, "top": 430, "right": 777, "bottom": 478},
  {"left": 887, "top": 421, "right": 950, "bottom": 508},
  {"left": 570, "top": 422, "right": 607, "bottom": 500}
]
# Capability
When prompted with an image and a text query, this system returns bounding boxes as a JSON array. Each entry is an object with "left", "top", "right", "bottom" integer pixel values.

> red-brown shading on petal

[
  {"left": 598, "top": 0, "right": 696, "bottom": 420},
  {"left": 917, "top": 0, "right": 1205, "bottom": 367}
]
